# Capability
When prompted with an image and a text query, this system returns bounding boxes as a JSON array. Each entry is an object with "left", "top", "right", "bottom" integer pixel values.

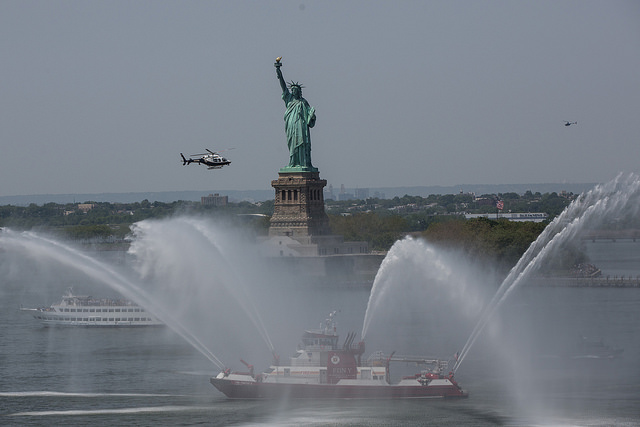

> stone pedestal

[{"left": 269, "top": 170, "right": 330, "bottom": 238}]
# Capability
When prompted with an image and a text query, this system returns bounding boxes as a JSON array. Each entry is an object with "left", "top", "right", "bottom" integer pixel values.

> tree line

[{"left": 0, "top": 192, "right": 580, "bottom": 270}]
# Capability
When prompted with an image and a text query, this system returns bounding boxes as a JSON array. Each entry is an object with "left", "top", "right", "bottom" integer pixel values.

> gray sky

[{"left": 1, "top": 1, "right": 639, "bottom": 197}]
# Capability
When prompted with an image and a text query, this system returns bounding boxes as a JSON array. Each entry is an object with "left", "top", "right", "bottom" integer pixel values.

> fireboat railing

[{"left": 366, "top": 352, "right": 449, "bottom": 369}]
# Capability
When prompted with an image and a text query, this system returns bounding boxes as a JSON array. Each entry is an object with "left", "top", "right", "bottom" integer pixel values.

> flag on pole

[{"left": 496, "top": 200, "right": 504, "bottom": 210}]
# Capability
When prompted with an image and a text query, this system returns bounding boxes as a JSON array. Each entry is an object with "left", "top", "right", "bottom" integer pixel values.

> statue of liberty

[{"left": 275, "top": 58, "right": 317, "bottom": 171}]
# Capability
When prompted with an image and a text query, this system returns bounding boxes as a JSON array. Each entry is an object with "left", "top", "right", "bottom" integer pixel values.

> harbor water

[{"left": 1, "top": 239, "right": 640, "bottom": 426}]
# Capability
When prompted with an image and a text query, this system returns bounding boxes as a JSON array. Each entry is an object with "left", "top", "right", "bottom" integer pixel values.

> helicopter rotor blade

[{"left": 214, "top": 148, "right": 236, "bottom": 154}]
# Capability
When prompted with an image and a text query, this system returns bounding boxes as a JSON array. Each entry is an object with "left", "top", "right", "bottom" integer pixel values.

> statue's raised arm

[
  {"left": 273, "top": 57, "right": 317, "bottom": 171},
  {"left": 275, "top": 57, "right": 288, "bottom": 95}
]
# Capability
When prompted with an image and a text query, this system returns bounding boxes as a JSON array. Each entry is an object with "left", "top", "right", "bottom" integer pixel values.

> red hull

[{"left": 210, "top": 377, "right": 468, "bottom": 399}]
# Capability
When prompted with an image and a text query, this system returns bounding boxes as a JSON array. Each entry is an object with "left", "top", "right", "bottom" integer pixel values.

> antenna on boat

[{"left": 323, "top": 310, "right": 339, "bottom": 334}]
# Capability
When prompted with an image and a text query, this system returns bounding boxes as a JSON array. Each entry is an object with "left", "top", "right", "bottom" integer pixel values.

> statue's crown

[{"left": 288, "top": 81, "right": 304, "bottom": 90}]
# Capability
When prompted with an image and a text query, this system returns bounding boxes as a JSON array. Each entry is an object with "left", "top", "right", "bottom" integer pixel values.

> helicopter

[
  {"left": 180, "top": 149, "right": 232, "bottom": 170},
  {"left": 564, "top": 121, "right": 577, "bottom": 127}
]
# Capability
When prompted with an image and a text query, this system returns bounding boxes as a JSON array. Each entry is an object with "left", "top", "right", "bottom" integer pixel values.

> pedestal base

[{"left": 269, "top": 170, "right": 329, "bottom": 238}]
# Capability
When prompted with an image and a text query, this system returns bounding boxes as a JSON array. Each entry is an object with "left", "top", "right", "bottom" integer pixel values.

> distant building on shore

[
  {"left": 464, "top": 212, "right": 548, "bottom": 222},
  {"left": 201, "top": 193, "right": 228, "bottom": 207}
]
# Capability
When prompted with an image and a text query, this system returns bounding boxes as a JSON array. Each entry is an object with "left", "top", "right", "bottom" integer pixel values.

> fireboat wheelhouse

[{"left": 210, "top": 312, "right": 467, "bottom": 399}]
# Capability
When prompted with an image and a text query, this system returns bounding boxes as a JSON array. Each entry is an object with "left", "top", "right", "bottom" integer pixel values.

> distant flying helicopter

[
  {"left": 564, "top": 121, "right": 578, "bottom": 127},
  {"left": 180, "top": 149, "right": 232, "bottom": 170}
]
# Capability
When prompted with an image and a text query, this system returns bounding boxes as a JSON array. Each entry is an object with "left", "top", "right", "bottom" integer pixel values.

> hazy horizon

[{"left": 0, "top": 181, "right": 597, "bottom": 205}]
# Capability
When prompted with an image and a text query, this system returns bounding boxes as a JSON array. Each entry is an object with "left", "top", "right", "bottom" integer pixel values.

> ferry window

[
  {"left": 128, "top": 317, "right": 133, "bottom": 321},
  {"left": 71, "top": 309, "right": 76, "bottom": 312},
  {"left": 109, "top": 318, "right": 114, "bottom": 321},
  {"left": 128, "top": 308, "right": 133, "bottom": 312},
  {"left": 83, "top": 309, "right": 88, "bottom": 312},
  {"left": 284, "top": 368, "right": 290, "bottom": 377},
  {"left": 109, "top": 309, "right": 114, "bottom": 312},
  {"left": 115, "top": 308, "right": 120, "bottom": 312},
  {"left": 90, "top": 309, "right": 95, "bottom": 312},
  {"left": 134, "top": 318, "right": 140, "bottom": 321}
]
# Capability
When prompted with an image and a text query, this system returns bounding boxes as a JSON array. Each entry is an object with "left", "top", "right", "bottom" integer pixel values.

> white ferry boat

[{"left": 20, "top": 288, "right": 163, "bottom": 327}]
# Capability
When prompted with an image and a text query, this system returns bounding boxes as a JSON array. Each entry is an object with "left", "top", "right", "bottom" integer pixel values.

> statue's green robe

[{"left": 282, "top": 90, "right": 316, "bottom": 168}]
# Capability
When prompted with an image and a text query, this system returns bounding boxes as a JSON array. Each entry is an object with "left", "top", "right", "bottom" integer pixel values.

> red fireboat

[{"left": 210, "top": 312, "right": 467, "bottom": 399}]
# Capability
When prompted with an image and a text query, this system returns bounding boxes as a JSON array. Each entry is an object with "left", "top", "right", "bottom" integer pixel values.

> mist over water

[
  {"left": 361, "top": 237, "right": 495, "bottom": 357},
  {"left": 357, "top": 173, "right": 640, "bottom": 424},
  {"left": 0, "top": 215, "right": 359, "bottom": 374},
  {"left": 456, "top": 172, "right": 640, "bottom": 370},
  {"left": 0, "top": 228, "right": 226, "bottom": 368},
  {"left": 128, "top": 216, "right": 276, "bottom": 357},
  {"left": 2, "top": 175, "right": 640, "bottom": 425}
]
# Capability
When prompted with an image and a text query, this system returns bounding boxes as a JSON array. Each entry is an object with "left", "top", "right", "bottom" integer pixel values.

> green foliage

[
  {"left": 1, "top": 190, "right": 576, "bottom": 266},
  {"left": 329, "top": 213, "right": 407, "bottom": 251},
  {"left": 422, "top": 217, "right": 547, "bottom": 269},
  {"left": 0, "top": 199, "right": 273, "bottom": 241},
  {"left": 60, "top": 224, "right": 118, "bottom": 240},
  {"left": 325, "top": 191, "right": 574, "bottom": 217}
]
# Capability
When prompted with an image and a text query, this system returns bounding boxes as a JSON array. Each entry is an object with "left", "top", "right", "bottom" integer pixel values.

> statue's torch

[{"left": 274, "top": 56, "right": 282, "bottom": 69}]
